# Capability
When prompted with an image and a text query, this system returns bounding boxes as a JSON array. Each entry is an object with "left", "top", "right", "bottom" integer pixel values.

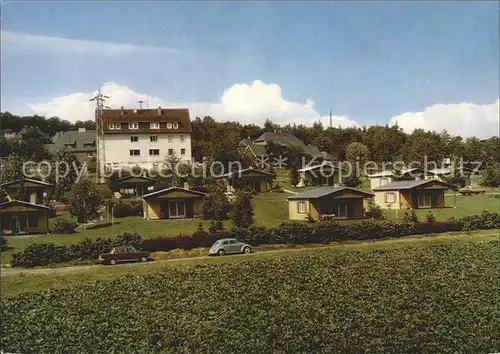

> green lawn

[{"left": 1, "top": 191, "right": 498, "bottom": 264}]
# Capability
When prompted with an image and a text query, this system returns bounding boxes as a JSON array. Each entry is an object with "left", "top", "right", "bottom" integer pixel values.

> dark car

[{"left": 99, "top": 246, "right": 152, "bottom": 265}]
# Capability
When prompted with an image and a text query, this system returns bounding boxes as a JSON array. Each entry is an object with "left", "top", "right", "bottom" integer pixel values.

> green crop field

[{"left": 2, "top": 233, "right": 499, "bottom": 353}]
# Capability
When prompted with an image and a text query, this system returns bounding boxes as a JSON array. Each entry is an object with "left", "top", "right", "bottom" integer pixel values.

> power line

[{"left": 90, "top": 86, "right": 110, "bottom": 184}]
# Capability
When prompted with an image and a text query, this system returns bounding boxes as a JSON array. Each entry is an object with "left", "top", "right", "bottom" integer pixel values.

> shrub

[
  {"left": 365, "top": 200, "right": 384, "bottom": 219},
  {"left": 415, "top": 221, "right": 461, "bottom": 234},
  {"left": 403, "top": 209, "right": 419, "bottom": 223},
  {"left": 11, "top": 232, "right": 144, "bottom": 268},
  {"left": 58, "top": 196, "right": 69, "bottom": 204},
  {"left": 425, "top": 210, "right": 436, "bottom": 222},
  {"left": 50, "top": 219, "right": 78, "bottom": 234},
  {"left": 113, "top": 200, "right": 141, "bottom": 218},
  {"left": 0, "top": 237, "right": 7, "bottom": 252},
  {"left": 11, "top": 243, "right": 71, "bottom": 267}
]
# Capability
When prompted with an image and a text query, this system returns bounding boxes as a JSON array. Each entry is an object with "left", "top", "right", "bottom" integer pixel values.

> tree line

[{"left": 2, "top": 111, "right": 500, "bottom": 170}]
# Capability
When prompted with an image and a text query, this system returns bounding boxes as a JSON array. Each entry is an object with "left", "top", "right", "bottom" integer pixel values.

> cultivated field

[{"left": 1, "top": 231, "right": 498, "bottom": 353}]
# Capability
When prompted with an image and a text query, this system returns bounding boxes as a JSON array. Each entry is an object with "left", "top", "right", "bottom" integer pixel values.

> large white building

[{"left": 102, "top": 107, "right": 192, "bottom": 170}]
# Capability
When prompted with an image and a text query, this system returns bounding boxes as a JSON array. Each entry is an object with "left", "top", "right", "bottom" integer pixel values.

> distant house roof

[
  {"left": 373, "top": 179, "right": 456, "bottom": 191},
  {"left": 368, "top": 170, "right": 395, "bottom": 178},
  {"left": 245, "top": 144, "right": 268, "bottom": 157},
  {"left": 428, "top": 168, "right": 452, "bottom": 175},
  {"left": 115, "top": 175, "right": 157, "bottom": 185},
  {"left": 102, "top": 107, "right": 192, "bottom": 133},
  {"left": 254, "top": 132, "right": 305, "bottom": 148},
  {"left": 298, "top": 161, "right": 338, "bottom": 172},
  {"left": 238, "top": 138, "right": 252, "bottom": 147},
  {"left": 0, "top": 200, "right": 50, "bottom": 210},
  {"left": 15, "top": 126, "right": 51, "bottom": 142},
  {"left": 218, "top": 167, "right": 274, "bottom": 179},
  {"left": 0, "top": 178, "right": 54, "bottom": 188},
  {"left": 141, "top": 187, "right": 206, "bottom": 199},
  {"left": 399, "top": 167, "right": 424, "bottom": 175},
  {"left": 0, "top": 129, "right": 13, "bottom": 133},
  {"left": 287, "top": 187, "right": 374, "bottom": 200},
  {"left": 49, "top": 130, "right": 97, "bottom": 152}
]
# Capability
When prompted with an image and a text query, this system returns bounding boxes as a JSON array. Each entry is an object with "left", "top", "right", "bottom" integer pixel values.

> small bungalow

[
  {"left": 373, "top": 179, "right": 456, "bottom": 210},
  {"left": 287, "top": 187, "right": 374, "bottom": 221},
  {"left": 0, "top": 178, "right": 54, "bottom": 204},
  {"left": 218, "top": 167, "right": 274, "bottom": 193},
  {"left": 368, "top": 170, "right": 396, "bottom": 190},
  {"left": 114, "top": 175, "right": 157, "bottom": 197},
  {"left": 399, "top": 167, "right": 425, "bottom": 180},
  {"left": 141, "top": 187, "right": 206, "bottom": 220},
  {"left": 297, "top": 161, "right": 341, "bottom": 187},
  {"left": 427, "top": 167, "right": 473, "bottom": 186},
  {"left": 0, "top": 200, "right": 50, "bottom": 235}
]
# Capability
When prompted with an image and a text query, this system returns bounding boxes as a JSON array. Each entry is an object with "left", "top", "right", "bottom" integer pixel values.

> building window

[
  {"left": 168, "top": 149, "right": 174, "bottom": 155},
  {"left": 87, "top": 152, "right": 93, "bottom": 158},
  {"left": 181, "top": 148, "right": 186, "bottom": 155},
  {"left": 297, "top": 201, "right": 307, "bottom": 213},
  {"left": 385, "top": 192, "right": 396, "bottom": 203},
  {"left": 149, "top": 149, "right": 160, "bottom": 156},
  {"left": 167, "top": 122, "right": 173, "bottom": 129},
  {"left": 180, "top": 135, "right": 185, "bottom": 142},
  {"left": 167, "top": 136, "right": 173, "bottom": 143},
  {"left": 28, "top": 215, "right": 38, "bottom": 227},
  {"left": 116, "top": 123, "right": 121, "bottom": 130},
  {"left": 109, "top": 123, "right": 115, "bottom": 130},
  {"left": 150, "top": 122, "right": 160, "bottom": 129},
  {"left": 129, "top": 149, "right": 140, "bottom": 156},
  {"left": 130, "top": 136, "right": 138, "bottom": 142},
  {"left": 173, "top": 122, "right": 179, "bottom": 129},
  {"left": 129, "top": 122, "right": 138, "bottom": 129},
  {"left": 150, "top": 136, "right": 158, "bottom": 143}
]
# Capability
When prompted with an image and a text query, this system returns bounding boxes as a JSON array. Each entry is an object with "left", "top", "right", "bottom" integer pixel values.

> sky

[{"left": 1, "top": 1, "right": 499, "bottom": 137}]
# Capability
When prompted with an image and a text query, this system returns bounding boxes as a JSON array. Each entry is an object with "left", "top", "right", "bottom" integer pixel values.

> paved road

[{"left": 2, "top": 231, "right": 498, "bottom": 278}]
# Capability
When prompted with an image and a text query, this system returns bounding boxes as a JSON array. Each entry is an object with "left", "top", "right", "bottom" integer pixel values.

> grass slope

[
  {"left": 1, "top": 192, "right": 498, "bottom": 264},
  {"left": 1, "top": 232, "right": 498, "bottom": 353}
]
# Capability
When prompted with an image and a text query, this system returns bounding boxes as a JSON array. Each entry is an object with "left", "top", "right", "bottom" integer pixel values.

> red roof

[{"left": 102, "top": 107, "right": 192, "bottom": 134}]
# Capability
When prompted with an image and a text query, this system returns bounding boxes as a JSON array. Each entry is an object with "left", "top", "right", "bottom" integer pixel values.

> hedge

[{"left": 10, "top": 211, "right": 500, "bottom": 268}]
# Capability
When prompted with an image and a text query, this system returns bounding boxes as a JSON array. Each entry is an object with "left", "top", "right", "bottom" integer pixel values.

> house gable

[{"left": 142, "top": 187, "right": 205, "bottom": 200}]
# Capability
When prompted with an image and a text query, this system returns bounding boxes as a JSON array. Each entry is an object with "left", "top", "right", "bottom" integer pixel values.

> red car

[{"left": 99, "top": 246, "right": 152, "bottom": 265}]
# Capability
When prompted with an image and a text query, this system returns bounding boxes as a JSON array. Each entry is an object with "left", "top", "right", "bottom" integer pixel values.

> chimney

[
  {"left": 120, "top": 106, "right": 125, "bottom": 116},
  {"left": 157, "top": 106, "right": 162, "bottom": 116},
  {"left": 78, "top": 127, "right": 86, "bottom": 133}
]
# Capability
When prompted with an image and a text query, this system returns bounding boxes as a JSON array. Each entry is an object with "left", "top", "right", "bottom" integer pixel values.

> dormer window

[
  {"left": 150, "top": 122, "right": 160, "bottom": 129},
  {"left": 167, "top": 122, "right": 172, "bottom": 129},
  {"left": 173, "top": 122, "right": 179, "bottom": 129},
  {"left": 115, "top": 123, "right": 121, "bottom": 130},
  {"left": 129, "top": 123, "right": 138, "bottom": 130}
]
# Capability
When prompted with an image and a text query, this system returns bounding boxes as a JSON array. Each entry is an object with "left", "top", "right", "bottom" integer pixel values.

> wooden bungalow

[
  {"left": 114, "top": 175, "right": 157, "bottom": 197},
  {"left": 297, "top": 162, "right": 341, "bottom": 187},
  {"left": 218, "top": 167, "right": 273, "bottom": 193},
  {"left": 287, "top": 187, "right": 374, "bottom": 221},
  {"left": 141, "top": 187, "right": 206, "bottom": 220},
  {"left": 0, "top": 200, "right": 50, "bottom": 235},
  {"left": 0, "top": 178, "right": 54, "bottom": 204},
  {"left": 373, "top": 179, "right": 456, "bottom": 209}
]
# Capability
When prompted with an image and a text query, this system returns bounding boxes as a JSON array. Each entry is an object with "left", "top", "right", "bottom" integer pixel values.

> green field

[
  {"left": 1, "top": 231, "right": 498, "bottom": 353},
  {"left": 1, "top": 191, "right": 498, "bottom": 264}
]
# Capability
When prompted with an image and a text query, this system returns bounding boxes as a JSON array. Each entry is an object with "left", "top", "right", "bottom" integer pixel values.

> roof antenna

[
  {"left": 138, "top": 100, "right": 144, "bottom": 109},
  {"left": 329, "top": 109, "right": 332, "bottom": 128}
]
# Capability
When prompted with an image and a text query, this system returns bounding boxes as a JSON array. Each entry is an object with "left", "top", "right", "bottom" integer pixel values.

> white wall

[{"left": 104, "top": 133, "right": 192, "bottom": 169}]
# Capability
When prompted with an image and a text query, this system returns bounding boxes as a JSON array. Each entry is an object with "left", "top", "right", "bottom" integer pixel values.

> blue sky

[{"left": 1, "top": 1, "right": 499, "bottom": 135}]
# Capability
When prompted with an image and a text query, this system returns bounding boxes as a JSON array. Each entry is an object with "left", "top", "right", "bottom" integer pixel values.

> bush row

[
  {"left": 10, "top": 212, "right": 500, "bottom": 267},
  {"left": 11, "top": 233, "right": 142, "bottom": 268}
]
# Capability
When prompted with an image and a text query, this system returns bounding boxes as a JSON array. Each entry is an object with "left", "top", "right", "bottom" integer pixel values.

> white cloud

[
  {"left": 27, "top": 80, "right": 361, "bottom": 128},
  {"left": 1, "top": 31, "right": 178, "bottom": 56},
  {"left": 389, "top": 99, "right": 500, "bottom": 138}
]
